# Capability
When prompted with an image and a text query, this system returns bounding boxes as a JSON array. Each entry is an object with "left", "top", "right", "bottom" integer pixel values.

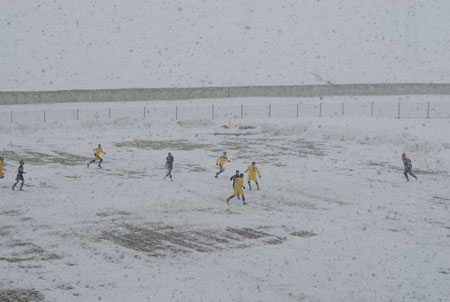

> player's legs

[
  {"left": 408, "top": 170, "right": 418, "bottom": 180},
  {"left": 215, "top": 165, "right": 224, "bottom": 178},
  {"left": 12, "top": 179, "right": 19, "bottom": 190},
  {"left": 248, "top": 176, "right": 256, "bottom": 190},
  {"left": 404, "top": 169, "right": 409, "bottom": 181},
  {"left": 12, "top": 176, "right": 23, "bottom": 190},
  {"left": 87, "top": 159, "right": 96, "bottom": 167},
  {"left": 164, "top": 167, "right": 173, "bottom": 180},
  {"left": 255, "top": 181, "right": 260, "bottom": 190},
  {"left": 98, "top": 158, "right": 103, "bottom": 168},
  {"left": 226, "top": 194, "right": 235, "bottom": 204}
]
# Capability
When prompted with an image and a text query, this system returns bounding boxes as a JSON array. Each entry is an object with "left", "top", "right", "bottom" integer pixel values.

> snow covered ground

[{"left": 1, "top": 97, "right": 450, "bottom": 301}]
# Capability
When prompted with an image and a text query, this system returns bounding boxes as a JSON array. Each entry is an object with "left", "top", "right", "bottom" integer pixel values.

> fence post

[
  {"left": 371, "top": 102, "right": 374, "bottom": 117},
  {"left": 44, "top": 110, "right": 46, "bottom": 123},
  {"left": 108, "top": 108, "right": 111, "bottom": 120},
  {"left": 297, "top": 103, "right": 299, "bottom": 118},
  {"left": 144, "top": 107, "right": 146, "bottom": 119},
  {"left": 241, "top": 104, "right": 243, "bottom": 119},
  {"left": 427, "top": 102, "right": 430, "bottom": 119},
  {"left": 175, "top": 106, "right": 178, "bottom": 120},
  {"left": 212, "top": 105, "right": 214, "bottom": 120},
  {"left": 10, "top": 111, "right": 13, "bottom": 124},
  {"left": 319, "top": 103, "right": 322, "bottom": 117},
  {"left": 342, "top": 102, "right": 344, "bottom": 116},
  {"left": 269, "top": 104, "right": 271, "bottom": 118},
  {"left": 397, "top": 102, "right": 400, "bottom": 119},
  {"left": 77, "top": 109, "right": 79, "bottom": 121}
]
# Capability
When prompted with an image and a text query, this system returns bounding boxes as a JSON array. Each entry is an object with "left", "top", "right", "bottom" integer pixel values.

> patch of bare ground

[
  {"left": 217, "top": 137, "right": 326, "bottom": 158},
  {"left": 100, "top": 224, "right": 285, "bottom": 257},
  {"left": 104, "top": 169, "right": 147, "bottom": 179},
  {"left": 96, "top": 211, "right": 133, "bottom": 217},
  {"left": 0, "top": 289, "right": 44, "bottom": 302},
  {"left": 182, "top": 163, "right": 208, "bottom": 172},
  {"left": 0, "top": 240, "right": 61, "bottom": 263},
  {"left": 0, "top": 210, "right": 21, "bottom": 216},
  {"left": 213, "top": 132, "right": 255, "bottom": 136},
  {"left": 114, "top": 139, "right": 211, "bottom": 151},
  {"left": 291, "top": 231, "right": 317, "bottom": 238},
  {"left": 0, "top": 226, "right": 13, "bottom": 237},
  {"left": 367, "top": 161, "right": 447, "bottom": 176},
  {"left": 238, "top": 126, "right": 257, "bottom": 130},
  {"left": 1, "top": 150, "right": 89, "bottom": 166}
]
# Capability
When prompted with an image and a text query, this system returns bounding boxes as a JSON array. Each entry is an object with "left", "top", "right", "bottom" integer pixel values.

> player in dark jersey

[
  {"left": 402, "top": 153, "right": 417, "bottom": 181},
  {"left": 164, "top": 152, "right": 174, "bottom": 181},
  {"left": 12, "top": 160, "right": 25, "bottom": 191},
  {"left": 229, "top": 170, "right": 240, "bottom": 188}
]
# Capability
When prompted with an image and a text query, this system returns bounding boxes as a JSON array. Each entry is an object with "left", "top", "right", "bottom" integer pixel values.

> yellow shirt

[
  {"left": 245, "top": 165, "right": 260, "bottom": 178},
  {"left": 0, "top": 161, "right": 4, "bottom": 174},
  {"left": 216, "top": 156, "right": 229, "bottom": 166},
  {"left": 234, "top": 177, "right": 244, "bottom": 189},
  {"left": 94, "top": 147, "right": 104, "bottom": 157}
]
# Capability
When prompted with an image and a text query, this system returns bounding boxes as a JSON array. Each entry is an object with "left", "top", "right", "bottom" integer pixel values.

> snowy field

[{"left": 1, "top": 97, "right": 450, "bottom": 301}]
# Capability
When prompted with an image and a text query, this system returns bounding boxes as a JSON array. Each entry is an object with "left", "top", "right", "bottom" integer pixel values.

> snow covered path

[{"left": 1, "top": 105, "right": 450, "bottom": 301}]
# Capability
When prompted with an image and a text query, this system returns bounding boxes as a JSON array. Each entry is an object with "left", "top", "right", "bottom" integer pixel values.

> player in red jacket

[{"left": 402, "top": 153, "right": 417, "bottom": 181}]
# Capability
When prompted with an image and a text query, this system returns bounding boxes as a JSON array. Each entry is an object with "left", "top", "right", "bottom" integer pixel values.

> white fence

[{"left": 1, "top": 100, "right": 450, "bottom": 125}]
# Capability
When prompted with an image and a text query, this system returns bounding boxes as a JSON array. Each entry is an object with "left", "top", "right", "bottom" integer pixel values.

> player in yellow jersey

[
  {"left": 215, "top": 151, "right": 230, "bottom": 178},
  {"left": 226, "top": 174, "right": 246, "bottom": 205},
  {"left": 244, "top": 161, "right": 261, "bottom": 190},
  {"left": 0, "top": 157, "right": 5, "bottom": 179},
  {"left": 87, "top": 144, "right": 106, "bottom": 168}
]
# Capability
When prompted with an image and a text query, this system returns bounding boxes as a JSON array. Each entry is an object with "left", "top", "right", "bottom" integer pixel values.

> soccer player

[
  {"left": 0, "top": 157, "right": 5, "bottom": 179},
  {"left": 87, "top": 144, "right": 106, "bottom": 168},
  {"left": 226, "top": 174, "right": 246, "bottom": 205},
  {"left": 164, "top": 152, "right": 174, "bottom": 181},
  {"left": 402, "top": 153, "right": 417, "bottom": 181},
  {"left": 215, "top": 152, "right": 230, "bottom": 178},
  {"left": 12, "top": 160, "right": 25, "bottom": 191},
  {"left": 230, "top": 170, "right": 241, "bottom": 199},
  {"left": 245, "top": 161, "right": 261, "bottom": 190}
]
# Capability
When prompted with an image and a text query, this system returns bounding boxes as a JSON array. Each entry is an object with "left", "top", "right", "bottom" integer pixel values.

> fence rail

[{"left": 1, "top": 100, "right": 450, "bottom": 125}]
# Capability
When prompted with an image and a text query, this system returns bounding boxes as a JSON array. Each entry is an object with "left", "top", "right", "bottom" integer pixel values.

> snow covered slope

[
  {"left": 1, "top": 98, "right": 449, "bottom": 301},
  {"left": 1, "top": 0, "right": 450, "bottom": 91}
]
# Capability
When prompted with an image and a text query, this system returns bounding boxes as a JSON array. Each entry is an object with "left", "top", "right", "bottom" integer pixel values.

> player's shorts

[
  {"left": 233, "top": 187, "right": 243, "bottom": 196},
  {"left": 219, "top": 164, "right": 224, "bottom": 171},
  {"left": 248, "top": 175, "right": 257, "bottom": 182},
  {"left": 94, "top": 155, "right": 102, "bottom": 161},
  {"left": 16, "top": 175, "right": 24, "bottom": 181}
]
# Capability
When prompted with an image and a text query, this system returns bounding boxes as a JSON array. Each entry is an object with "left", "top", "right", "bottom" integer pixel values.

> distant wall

[{"left": 1, "top": 84, "right": 450, "bottom": 105}]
